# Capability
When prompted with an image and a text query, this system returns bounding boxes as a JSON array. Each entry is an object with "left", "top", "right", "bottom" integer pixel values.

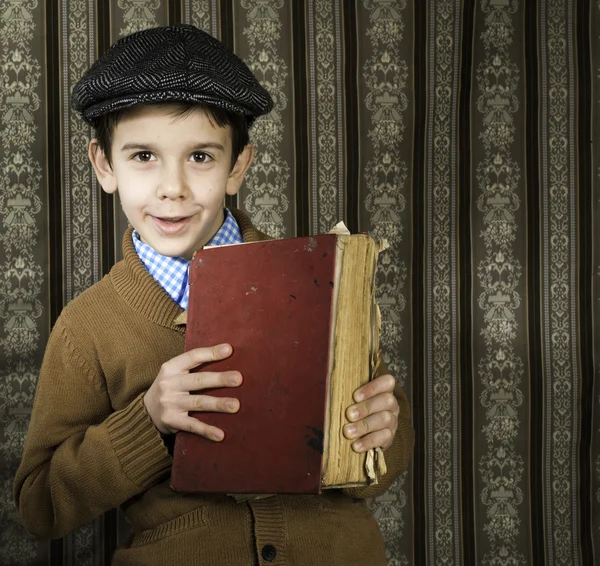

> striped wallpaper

[{"left": 0, "top": 1, "right": 597, "bottom": 564}]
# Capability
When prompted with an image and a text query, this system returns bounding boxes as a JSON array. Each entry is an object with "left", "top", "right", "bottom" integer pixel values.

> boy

[{"left": 14, "top": 25, "right": 413, "bottom": 565}]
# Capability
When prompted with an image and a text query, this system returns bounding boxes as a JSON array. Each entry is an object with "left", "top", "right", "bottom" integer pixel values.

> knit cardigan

[{"left": 14, "top": 209, "right": 414, "bottom": 566}]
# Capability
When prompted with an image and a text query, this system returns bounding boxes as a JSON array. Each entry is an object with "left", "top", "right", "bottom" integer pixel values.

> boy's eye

[
  {"left": 190, "top": 152, "right": 212, "bottom": 163},
  {"left": 133, "top": 152, "right": 155, "bottom": 162}
]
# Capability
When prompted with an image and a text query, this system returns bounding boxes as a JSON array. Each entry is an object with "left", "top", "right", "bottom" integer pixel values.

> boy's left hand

[{"left": 343, "top": 374, "right": 399, "bottom": 453}]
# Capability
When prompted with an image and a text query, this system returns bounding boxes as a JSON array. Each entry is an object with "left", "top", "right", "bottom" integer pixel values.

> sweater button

[{"left": 261, "top": 544, "right": 276, "bottom": 562}]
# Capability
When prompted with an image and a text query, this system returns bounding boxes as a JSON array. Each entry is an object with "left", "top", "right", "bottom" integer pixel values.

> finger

[
  {"left": 353, "top": 374, "right": 396, "bottom": 402},
  {"left": 346, "top": 392, "right": 398, "bottom": 423},
  {"left": 165, "top": 344, "right": 233, "bottom": 373},
  {"left": 180, "top": 370, "right": 242, "bottom": 392},
  {"left": 349, "top": 428, "right": 395, "bottom": 453},
  {"left": 184, "top": 394, "right": 240, "bottom": 414},
  {"left": 171, "top": 416, "right": 226, "bottom": 441},
  {"left": 343, "top": 411, "right": 397, "bottom": 443}
]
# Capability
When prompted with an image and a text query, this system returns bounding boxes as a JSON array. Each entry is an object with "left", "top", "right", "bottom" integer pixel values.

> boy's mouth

[{"left": 151, "top": 215, "right": 191, "bottom": 234}]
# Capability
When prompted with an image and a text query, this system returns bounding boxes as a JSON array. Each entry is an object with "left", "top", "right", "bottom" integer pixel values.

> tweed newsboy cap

[{"left": 72, "top": 24, "right": 273, "bottom": 127}]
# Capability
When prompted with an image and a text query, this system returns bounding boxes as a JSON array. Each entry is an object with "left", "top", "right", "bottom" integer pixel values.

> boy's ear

[
  {"left": 88, "top": 139, "right": 118, "bottom": 194},
  {"left": 226, "top": 144, "right": 254, "bottom": 196}
]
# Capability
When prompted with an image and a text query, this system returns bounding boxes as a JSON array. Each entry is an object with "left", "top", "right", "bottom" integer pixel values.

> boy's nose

[{"left": 157, "top": 165, "right": 188, "bottom": 199}]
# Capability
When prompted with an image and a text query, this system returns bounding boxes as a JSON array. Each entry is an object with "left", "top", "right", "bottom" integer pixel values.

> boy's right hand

[{"left": 143, "top": 343, "right": 241, "bottom": 441}]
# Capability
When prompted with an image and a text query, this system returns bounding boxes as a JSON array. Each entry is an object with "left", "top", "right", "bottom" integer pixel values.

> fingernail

[
  {"left": 229, "top": 372, "right": 241, "bottom": 386},
  {"left": 214, "top": 430, "right": 224, "bottom": 441},
  {"left": 226, "top": 400, "right": 238, "bottom": 411},
  {"left": 353, "top": 441, "right": 363, "bottom": 452},
  {"left": 219, "top": 344, "right": 231, "bottom": 356},
  {"left": 354, "top": 391, "right": 364, "bottom": 402},
  {"left": 349, "top": 409, "right": 359, "bottom": 421},
  {"left": 346, "top": 425, "right": 356, "bottom": 437}
]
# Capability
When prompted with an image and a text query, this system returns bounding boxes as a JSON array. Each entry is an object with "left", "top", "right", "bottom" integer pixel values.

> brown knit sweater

[{"left": 14, "top": 209, "right": 414, "bottom": 566}]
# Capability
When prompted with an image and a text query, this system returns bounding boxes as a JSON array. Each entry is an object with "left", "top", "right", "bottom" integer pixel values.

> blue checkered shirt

[{"left": 132, "top": 208, "right": 243, "bottom": 309}]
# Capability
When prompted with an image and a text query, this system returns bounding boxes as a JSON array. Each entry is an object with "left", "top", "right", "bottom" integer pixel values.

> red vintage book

[{"left": 170, "top": 233, "right": 385, "bottom": 494}]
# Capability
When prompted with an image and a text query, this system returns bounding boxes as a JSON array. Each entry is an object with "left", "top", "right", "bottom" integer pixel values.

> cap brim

[{"left": 82, "top": 91, "right": 260, "bottom": 127}]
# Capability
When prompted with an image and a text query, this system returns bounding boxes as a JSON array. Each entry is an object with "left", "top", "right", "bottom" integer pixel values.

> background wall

[{"left": 0, "top": 1, "right": 598, "bottom": 565}]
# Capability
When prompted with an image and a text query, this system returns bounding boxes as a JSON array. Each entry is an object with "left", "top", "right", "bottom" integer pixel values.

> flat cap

[{"left": 72, "top": 24, "right": 273, "bottom": 126}]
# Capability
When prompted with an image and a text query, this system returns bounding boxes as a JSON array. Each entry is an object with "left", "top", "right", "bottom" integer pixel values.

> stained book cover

[{"left": 170, "top": 233, "right": 382, "bottom": 494}]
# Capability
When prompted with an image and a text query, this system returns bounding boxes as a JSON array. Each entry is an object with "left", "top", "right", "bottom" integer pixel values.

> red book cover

[{"left": 170, "top": 234, "right": 340, "bottom": 494}]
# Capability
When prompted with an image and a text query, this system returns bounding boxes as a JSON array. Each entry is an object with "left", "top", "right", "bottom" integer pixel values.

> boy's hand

[
  {"left": 343, "top": 374, "right": 399, "bottom": 453},
  {"left": 143, "top": 344, "right": 241, "bottom": 441}
]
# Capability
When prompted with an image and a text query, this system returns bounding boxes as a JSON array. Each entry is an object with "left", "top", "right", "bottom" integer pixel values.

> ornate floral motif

[
  {"left": 0, "top": 1, "right": 45, "bottom": 563},
  {"left": 117, "top": 0, "right": 160, "bottom": 35},
  {"left": 541, "top": 1, "right": 580, "bottom": 563},
  {"left": 475, "top": 2, "right": 526, "bottom": 564},
  {"left": 0, "top": 476, "right": 38, "bottom": 565},
  {"left": 188, "top": 0, "right": 212, "bottom": 33},
  {"left": 0, "top": 1, "right": 37, "bottom": 47},
  {"left": 361, "top": 2, "right": 410, "bottom": 564},
  {"left": 240, "top": 0, "right": 289, "bottom": 238}
]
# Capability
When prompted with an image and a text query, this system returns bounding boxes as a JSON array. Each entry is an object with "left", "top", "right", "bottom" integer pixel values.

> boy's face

[{"left": 89, "top": 104, "right": 253, "bottom": 259}]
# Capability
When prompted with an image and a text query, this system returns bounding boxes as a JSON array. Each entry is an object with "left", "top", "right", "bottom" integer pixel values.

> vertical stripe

[
  {"left": 220, "top": 0, "right": 236, "bottom": 211},
  {"left": 525, "top": 0, "right": 544, "bottom": 562},
  {"left": 566, "top": 4, "right": 581, "bottom": 563},
  {"left": 426, "top": 0, "right": 436, "bottom": 559},
  {"left": 540, "top": 1, "right": 581, "bottom": 564},
  {"left": 219, "top": 0, "right": 232, "bottom": 45},
  {"left": 62, "top": 0, "right": 72, "bottom": 302},
  {"left": 96, "top": 0, "right": 114, "bottom": 277},
  {"left": 169, "top": 0, "right": 182, "bottom": 24},
  {"left": 97, "top": 0, "right": 114, "bottom": 278},
  {"left": 335, "top": 0, "right": 344, "bottom": 225},
  {"left": 47, "top": 0, "right": 64, "bottom": 326},
  {"left": 451, "top": 3, "right": 462, "bottom": 564},
  {"left": 576, "top": 2, "right": 594, "bottom": 564},
  {"left": 343, "top": 1, "right": 358, "bottom": 235},
  {"left": 292, "top": 0, "right": 309, "bottom": 237},
  {"left": 472, "top": 2, "right": 529, "bottom": 564},
  {"left": 90, "top": 0, "right": 99, "bottom": 287},
  {"left": 307, "top": 0, "right": 345, "bottom": 234},
  {"left": 412, "top": 3, "right": 427, "bottom": 561},
  {"left": 459, "top": 2, "right": 474, "bottom": 564},
  {"left": 591, "top": 1, "right": 600, "bottom": 562},
  {"left": 61, "top": 0, "right": 99, "bottom": 301},
  {"left": 307, "top": 0, "right": 318, "bottom": 234},
  {"left": 212, "top": 0, "right": 218, "bottom": 38},
  {"left": 425, "top": 0, "right": 462, "bottom": 563}
]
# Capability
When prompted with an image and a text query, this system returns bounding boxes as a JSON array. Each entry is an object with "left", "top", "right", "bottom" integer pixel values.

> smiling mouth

[{"left": 152, "top": 215, "right": 191, "bottom": 234}]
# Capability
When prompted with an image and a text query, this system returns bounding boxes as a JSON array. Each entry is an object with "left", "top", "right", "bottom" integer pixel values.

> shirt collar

[{"left": 132, "top": 208, "right": 243, "bottom": 309}]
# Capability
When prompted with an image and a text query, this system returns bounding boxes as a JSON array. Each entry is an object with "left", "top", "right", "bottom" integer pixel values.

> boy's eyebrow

[{"left": 119, "top": 142, "right": 226, "bottom": 152}]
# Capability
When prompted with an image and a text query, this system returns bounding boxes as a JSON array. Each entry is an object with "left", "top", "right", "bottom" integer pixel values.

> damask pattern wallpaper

[{"left": 0, "top": 1, "right": 597, "bottom": 565}]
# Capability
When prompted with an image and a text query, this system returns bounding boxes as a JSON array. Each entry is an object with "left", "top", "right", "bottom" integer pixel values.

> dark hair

[{"left": 93, "top": 103, "right": 249, "bottom": 170}]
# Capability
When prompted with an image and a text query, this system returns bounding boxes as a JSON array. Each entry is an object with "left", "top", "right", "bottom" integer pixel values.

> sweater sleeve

[
  {"left": 340, "top": 362, "right": 414, "bottom": 500},
  {"left": 13, "top": 317, "right": 172, "bottom": 539}
]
